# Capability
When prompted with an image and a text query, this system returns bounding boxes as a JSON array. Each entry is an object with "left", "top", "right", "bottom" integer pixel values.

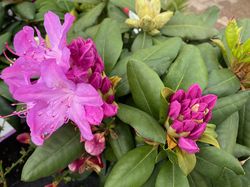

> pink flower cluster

[
  {"left": 0, "top": 12, "right": 118, "bottom": 149},
  {"left": 168, "top": 84, "right": 217, "bottom": 153}
]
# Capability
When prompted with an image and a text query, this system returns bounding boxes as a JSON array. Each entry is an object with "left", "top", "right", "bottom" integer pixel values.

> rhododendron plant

[{"left": 1, "top": 0, "right": 250, "bottom": 186}]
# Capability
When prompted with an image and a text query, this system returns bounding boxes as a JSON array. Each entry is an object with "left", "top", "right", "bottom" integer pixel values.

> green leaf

[
  {"left": 21, "top": 125, "right": 84, "bottom": 181},
  {"left": 188, "top": 171, "right": 211, "bottom": 187},
  {"left": 163, "top": 44, "right": 208, "bottom": 91},
  {"left": 201, "top": 6, "right": 220, "bottom": 27},
  {"left": 237, "top": 19, "right": 250, "bottom": 42},
  {"left": 14, "top": 2, "right": 36, "bottom": 20},
  {"left": 233, "top": 144, "right": 250, "bottom": 158},
  {"left": 155, "top": 160, "right": 189, "bottom": 187},
  {"left": 197, "top": 43, "right": 220, "bottom": 72},
  {"left": 161, "top": 12, "right": 218, "bottom": 40},
  {"left": 94, "top": 18, "right": 123, "bottom": 74},
  {"left": 111, "top": 37, "right": 182, "bottom": 97},
  {"left": 142, "top": 161, "right": 162, "bottom": 187},
  {"left": 204, "top": 69, "right": 240, "bottom": 97},
  {"left": 109, "top": 120, "right": 135, "bottom": 159},
  {"left": 195, "top": 147, "right": 244, "bottom": 179},
  {"left": 131, "top": 32, "right": 153, "bottom": 52},
  {"left": 212, "top": 168, "right": 243, "bottom": 187},
  {"left": 238, "top": 97, "right": 250, "bottom": 147},
  {"left": 127, "top": 60, "right": 164, "bottom": 119},
  {"left": 225, "top": 19, "right": 241, "bottom": 50},
  {"left": 105, "top": 145, "right": 157, "bottom": 187},
  {"left": 73, "top": 2, "right": 105, "bottom": 32},
  {"left": 117, "top": 104, "right": 166, "bottom": 144},
  {"left": 176, "top": 148, "right": 196, "bottom": 175},
  {"left": 110, "top": 0, "right": 135, "bottom": 11},
  {"left": 0, "top": 81, "right": 14, "bottom": 102},
  {"left": 216, "top": 112, "right": 239, "bottom": 153},
  {"left": 107, "top": 2, "right": 129, "bottom": 33},
  {"left": 240, "top": 159, "right": 250, "bottom": 186},
  {"left": 0, "top": 32, "right": 11, "bottom": 55},
  {"left": 211, "top": 91, "right": 249, "bottom": 125}
]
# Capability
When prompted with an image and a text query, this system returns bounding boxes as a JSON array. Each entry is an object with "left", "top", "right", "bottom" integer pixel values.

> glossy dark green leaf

[
  {"left": 238, "top": 97, "right": 250, "bottom": 147},
  {"left": 233, "top": 144, "right": 250, "bottom": 158},
  {"left": 211, "top": 91, "right": 249, "bottom": 125},
  {"left": 155, "top": 161, "right": 189, "bottom": 187},
  {"left": 73, "top": 2, "right": 105, "bottom": 32},
  {"left": 212, "top": 168, "right": 243, "bottom": 187},
  {"left": 0, "top": 81, "right": 14, "bottom": 102},
  {"left": 127, "top": 60, "right": 164, "bottom": 119},
  {"left": 163, "top": 44, "right": 208, "bottom": 91},
  {"left": 204, "top": 69, "right": 240, "bottom": 97},
  {"left": 131, "top": 32, "right": 153, "bottom": 52},
  {"left": 109, "top": 121, "right": 135, "bottom": 159},
  {"left": 195, "top": 147, "right": 244, "bottom": 179},
  {"left": 117, "top": 104, "right": 166, "bottom": 144},
  {"left": 111, "top": 37, "right": 182, "bottom": 96},
  {"left": 216, "top": 112, "right": 239, "bottom": 153},
  {"left": 0, "top": 32, "right": 11, "bottom": 55},
  {"left": 110, "top": 0, "right": 135, "bottom": 11},
  {"left": 105, "top": 145, "right": 157, "bottom": 187},
  {"left": 188, "top": 171, "right": 211, "bottom": 187},
  {"left": 161, "top": 12, "right": 218, "bottom": 40},
  {"left": 142, "top": 162, "right": 162, "bottom": 187},
  {"left": 14, "top": 2, "right": 36, "bottom": 20},
  {"left": 22, "top": 125, "right": 84, "bottom": 181},
  {"left": 107, "top": 2, "right": 129, "bottom": 33},
  {"left": 94, "top": 18, "right": 123, "bottom": 74},
  {"left": 197, "top": 43, "right": 220, "bottom": 72},
  {"left": 240, "top": 159, "right": 250, "bottom": 186}
]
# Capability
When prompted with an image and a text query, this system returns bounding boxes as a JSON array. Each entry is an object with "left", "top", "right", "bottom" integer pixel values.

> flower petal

[
  {"left": 189, "top": 123, "right": 207, "bottom": 140},
  {"left": 102, "top": 102, "right": 118, "bottom": 118},
  {"left": 186, "top": 84, "right": 202, "bottom": 99},
  {"left": 27, "top": 101, "right": 67, "bottom": 145},
  {"left": 69, "top": 102, "right": 93, "bottom": 141},
  {"left": 85, "top": 106, "right": 103, "bottom": 125},
  {"left": 170, "top": 89, "right": 185, "bottom": 102},
  {"left": 178, "top": 137, "right": 199, "bottom": 154},
  {"left": 168, "top": 100, "right": 181, "bottom": 120},
  {"left": 84, "top": 133, "right": 105, "bottom": 156},
  {"left": 200, "top": 94, "right": 217, "bottom": 110}
]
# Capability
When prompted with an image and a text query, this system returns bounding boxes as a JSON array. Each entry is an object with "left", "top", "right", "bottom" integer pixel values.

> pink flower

[
  {"left": 85, "top": 133, "right": 105, "bottom": 156},
  {"left": 1, "top": 11, "right": 74, "bottom": 95},
  {"left": 167, "top": 84, "right": 217, "bottom": 154},
  {"left": 1, "top": 11, "right": 119, "bottom": 147},
  {"left": 14, "top": 60, "right": 103, "bottom": 145}
]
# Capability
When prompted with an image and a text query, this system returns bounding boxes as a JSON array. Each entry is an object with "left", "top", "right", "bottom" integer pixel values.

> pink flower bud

[
  {"left": 16, "top": 133, "right": 31, "bottom": 144},
  {"left": 84, "top": 133, "right": 105, "bottom": 156}
]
